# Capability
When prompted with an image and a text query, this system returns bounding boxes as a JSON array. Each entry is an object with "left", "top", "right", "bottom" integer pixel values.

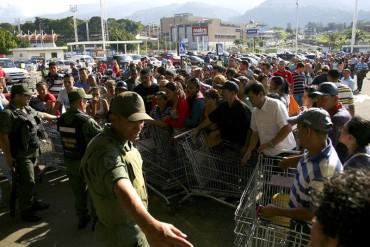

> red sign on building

[{"left": 192, "top": 26, "right": 208, "bottom": 36}]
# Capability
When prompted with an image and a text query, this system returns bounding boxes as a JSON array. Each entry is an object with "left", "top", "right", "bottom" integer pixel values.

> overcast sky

[{"left": 0, "top": 0, "right": 264, "bottom": 18}]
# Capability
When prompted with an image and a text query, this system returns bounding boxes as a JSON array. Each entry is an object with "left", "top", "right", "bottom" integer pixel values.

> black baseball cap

[
  {"left": 11, "top": 84, "right": 33, "bottom": 96},
  {"left": 221, "top": 81, "right": 239, "bottom": 93},
  {"left": 288, "top": 108, "right": 333, "bottom": 133},
  {"left": 313, "top": 82, "right": 338, "bottom": 96}
]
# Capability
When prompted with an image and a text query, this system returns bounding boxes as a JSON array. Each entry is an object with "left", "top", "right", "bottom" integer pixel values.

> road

[{"left": 0, "top": 77, "right": 369, "bottom": 247}]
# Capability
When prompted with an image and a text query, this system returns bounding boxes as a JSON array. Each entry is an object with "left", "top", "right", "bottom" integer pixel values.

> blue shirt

[
  {"left": 289, "top": 139, "right": 343, "bottom": 210},
  {"left": 74, "top": 81, "right": 90, "bottom": 91}
]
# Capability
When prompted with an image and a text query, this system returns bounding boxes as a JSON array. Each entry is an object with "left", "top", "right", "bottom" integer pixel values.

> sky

[{"left": 0, "top": 0, "right": 264, "bottom": 19}]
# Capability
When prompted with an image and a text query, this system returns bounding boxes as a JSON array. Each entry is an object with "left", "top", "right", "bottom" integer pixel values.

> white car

[
  {"left": 70, "top": 55, "right": 96, "bottom": 68},
  {"left": 56, "top": 60, "right": 75, "bottom": 73},
  {"left": 149, "top": 57, "right": 162, "bottom": 67},
  {"left": 0, "top": 58, "right": 29, "bottom": 83}
]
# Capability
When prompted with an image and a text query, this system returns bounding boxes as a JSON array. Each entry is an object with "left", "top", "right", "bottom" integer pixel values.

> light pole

[
  {"left": 85, "top": 19, "right": 90, "bottom": 41},
  {"left": 295, "top": 0, "right": 299, "bottom": 54},
  {"left": 100, "top": 0, "right": 106, "bottom": 55},
  {"left": 350, "top": 0, "right": 359, "bottom": 53},
  {"left": 70, "top": 5, "right": 78, "bottom": 43}
]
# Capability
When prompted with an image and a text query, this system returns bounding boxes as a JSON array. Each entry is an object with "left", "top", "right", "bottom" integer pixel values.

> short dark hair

[
  {"left": 226, "top": 68, "right": 237, "bottom": 78},
  {"left": 241, "top": 60, "right": 249, "bottom": 67},
  {"left": 63, "top": 73, "right": 74, "bottom": 80},
  {"left": 328, "top": 69, "right": 341, "bottom": 81},
  {"left": 346, "top": 116, "right": 370, "bottom": 148},
  {"left": 49, "top": 61, "right": 57, "bottom": 67},
  {"left": 304, "top": 86, "right": 317, "bottom": 99},
  {"left": 36, "top": 82, "right": 48, "bottom": 89},
  {"left": 187, "top": 77, "right": 201, "bottom": 91},
  {"left": 314, "top": 169, "right": 370, "bottom": 247},
  {"left": 140, "top": 68, "right": 151, "bottom": 76},
  {"left": 245, "top": 82, "right": 266, "bottom": 95},
  {"left": 297, "top": 62, "right": 305, "bottom": 68},
  {"left": 270, "top": 76, "right": 289, "bottom": 94}
]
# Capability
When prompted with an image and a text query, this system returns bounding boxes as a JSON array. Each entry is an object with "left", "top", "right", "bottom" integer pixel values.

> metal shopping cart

[
  {"left": 180, "top": 132, "right": 255, "bottom": 208},
  {"left": 234, "top": 153, "right": 311, "bottom": 247},
  {"left": 38, "top": 122, "right": 65, "bottom": 170},
  {"left": 135, "top": 125, "right": 191, "bottom": 205}
]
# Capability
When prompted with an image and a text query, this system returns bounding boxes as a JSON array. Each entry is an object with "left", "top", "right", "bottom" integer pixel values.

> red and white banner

[{"left": 192, "top": 26, "right": 208, "bottom": 36}]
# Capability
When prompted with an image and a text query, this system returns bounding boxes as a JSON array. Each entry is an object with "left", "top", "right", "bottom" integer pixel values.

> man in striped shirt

[
  {"left": 260, "top": 108, "right": 343, "bottom": 223},
  {"left": 327, "top": 69, "right": 355, "bottom": 116},
  {"left": 292, "top": 62, "right": 306, "bottom": 106}
]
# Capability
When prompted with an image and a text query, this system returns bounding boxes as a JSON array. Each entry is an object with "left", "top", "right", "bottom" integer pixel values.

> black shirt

[
  {"left": 312, "top": 73, "right": 327, "bottom": 85},
  {"left": 134, "top": 83, "right": 159, "bottom": 113},
  {"left": 208, "top": 99, "right": 251, "bottom": 146}
]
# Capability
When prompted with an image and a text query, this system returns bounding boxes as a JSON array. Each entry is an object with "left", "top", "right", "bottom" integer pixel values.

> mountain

[
  {"left": 127, "top": 2, "right": 241, "bottom": 24},
  {"left": 231, "top": 0, "right": 370, "bottom": 27}
]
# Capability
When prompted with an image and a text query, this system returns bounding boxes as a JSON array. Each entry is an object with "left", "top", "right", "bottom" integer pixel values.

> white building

[{"left": 10, "top": 46, "right": 67, "bottom": 61}]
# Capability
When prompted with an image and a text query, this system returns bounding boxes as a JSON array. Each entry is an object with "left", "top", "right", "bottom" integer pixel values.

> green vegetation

[{"left": 0, "top": 16, "right": 144, "bottom": 52}]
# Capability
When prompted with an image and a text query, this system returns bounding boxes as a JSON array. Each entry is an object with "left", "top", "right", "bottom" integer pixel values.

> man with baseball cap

[
  {"left": 195, "top": 81, "right": 251, "bottom": 150},
  {"left": 314, "top": 82, "right": 351, "bottom": 161},
  {"left": 81, "top": 92, "right": 192, "bottom": 247},
  {"left": 259, "top": 108, "right": 343, "bottom": 231},
  {"left": 57, "top": 88, "right": 102, "bottom": 229},
  {"left": 0, "top": 84, "right": 56, "bottom": 222}
]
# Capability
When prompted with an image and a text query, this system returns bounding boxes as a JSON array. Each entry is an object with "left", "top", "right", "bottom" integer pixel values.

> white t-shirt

[
  {"left": 251, "top": 97, "right": 296, "bottom": 156},
  {"left": 57, "top": 87, "right": 77, "bottom": 113}
]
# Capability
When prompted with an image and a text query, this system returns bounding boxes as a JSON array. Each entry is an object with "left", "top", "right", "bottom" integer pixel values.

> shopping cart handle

[{"left": 172, "top": 129, "right": 194, "bottom": 139}]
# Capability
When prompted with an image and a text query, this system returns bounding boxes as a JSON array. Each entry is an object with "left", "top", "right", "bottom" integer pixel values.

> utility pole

[
  {"left": 100, "top": 0, "right": 106, "bottom": 55},
  {"left": 86, "top": 19, "right": 90, "bottom": 41},
  {"left": 16, "top": 18, "right": 21, "bottom": 35},
  {"left": 70, "top": 5, "right": 78, "bottom": 43},
  {"left": 295, "top": 0, "right": 299, "bottom": 54},
  {"left": 350, "top": 0, "right": 359, "bottom": 53}
]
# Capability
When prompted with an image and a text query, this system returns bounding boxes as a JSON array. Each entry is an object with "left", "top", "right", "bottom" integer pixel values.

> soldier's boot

[{"left": 78, "top": 214, "right": 91, "bottom": 229}]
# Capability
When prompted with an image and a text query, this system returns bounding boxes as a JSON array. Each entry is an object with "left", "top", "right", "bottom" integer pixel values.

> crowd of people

[{"left": 0, "top": 51, "right": 369, "bottom": 247}]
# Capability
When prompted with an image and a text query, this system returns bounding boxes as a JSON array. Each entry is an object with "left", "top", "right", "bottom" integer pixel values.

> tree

[{"left": 0, "top": 29, "right": 18, "bottom": 54}]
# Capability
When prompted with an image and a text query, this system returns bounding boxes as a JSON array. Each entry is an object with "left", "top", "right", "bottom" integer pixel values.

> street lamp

[
  {"left": 350, "top": 0, "right": 359, "bottom": 53},
  {"left": 70, "top": 5, "right": 78, "bottom": 43}
]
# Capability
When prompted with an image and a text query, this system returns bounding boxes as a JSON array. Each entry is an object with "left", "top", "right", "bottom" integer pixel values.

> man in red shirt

[
  {"left": 273, "top": 60, "right": 294, "bottom": 85},
  {"left": 0, "top": 65, "right": 6, "bottom": 89}
]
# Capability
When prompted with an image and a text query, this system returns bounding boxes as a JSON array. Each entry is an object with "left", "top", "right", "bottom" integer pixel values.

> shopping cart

[
  {"left": 234, "top": 153, "right": 311, "bottom": 247},
  {"left": 38, "top": 122, "right": 65, "bottom": 170},
  {"left": 135, "top": 125, "right": 191, "bottom": 205},
  {"left": 180, "top": 132, "right": 255, "bottom": 208}
]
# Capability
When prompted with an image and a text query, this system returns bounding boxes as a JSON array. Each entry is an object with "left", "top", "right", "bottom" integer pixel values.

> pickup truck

[{"left": 0, "top": 58, "right": 29, "bottom": 84}]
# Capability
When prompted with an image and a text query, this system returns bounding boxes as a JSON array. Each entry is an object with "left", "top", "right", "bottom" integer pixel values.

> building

[
  {"left": 161, "top": 13, "right": 243, "bottom": 51},
  {"left": 10, "top": 46, "right": 67, "bottom": 61},
  {"left": 10, "top": 32, "right": 67, "bottom": 60}
]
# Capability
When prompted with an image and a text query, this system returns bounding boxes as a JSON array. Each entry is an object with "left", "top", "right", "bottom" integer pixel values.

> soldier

[
  {"left": 81, "top": 92, "right": 192, "bottom": 247},
  {"left": 57, "top": 88, "right": 102, "bottom": 229},
  {"left": 0, "top": 84, "right": 57, "bottom": 222}
]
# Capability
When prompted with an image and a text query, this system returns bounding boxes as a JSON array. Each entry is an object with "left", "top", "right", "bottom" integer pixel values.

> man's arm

[
  {"left": 241, "top": 130, "right": 259, "bottom": 165},
  {"left": 38, "top": 111, "right": 58, "bottom": 121},
  {"left": 114, "top": 179, "right": 192, "bottom": 247},
  {"left": 348, "top": 105, "right": 355, "bottom": 117},
  {"left": 193, "top": 117, "right": 212, "bottom": 133},
  {"left": 260, "top": 205, "right": 314, "bottom": 222},
  {"left": 259, "top": 124, "right": 292, "bottom": 152}
]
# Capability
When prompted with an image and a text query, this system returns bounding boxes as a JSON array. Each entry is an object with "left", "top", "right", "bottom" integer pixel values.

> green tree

[{"left": 0, "top": 29, "right": 18, "bottom": 54}]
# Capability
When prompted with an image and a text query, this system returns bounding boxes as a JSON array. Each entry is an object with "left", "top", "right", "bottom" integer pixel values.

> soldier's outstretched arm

[
  {"left": 114, "top": 179, "right": 193, "bottom": 247},
  {"left": 38, "top": 111, "right": 58, "bottom": 121}
]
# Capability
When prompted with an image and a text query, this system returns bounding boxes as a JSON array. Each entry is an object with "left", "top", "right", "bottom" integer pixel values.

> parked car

[
  {"left": 0, "top": 58, "right": 29, "bottom": 84},
  {"left": 112, "top": 54, "right": 133, "bottom": 67},
  {"left": 148, "top": 57, "right": 162, "bottom": 67}
]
